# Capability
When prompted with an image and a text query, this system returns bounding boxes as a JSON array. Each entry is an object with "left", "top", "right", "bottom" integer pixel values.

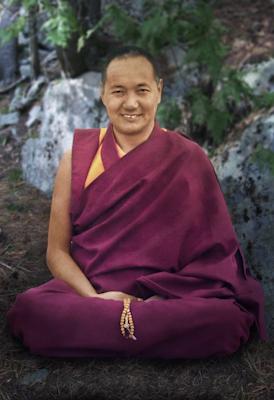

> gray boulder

[
  {"left": 211, "top": 111, "right": 274, "bottom": 338},
  {"left": 21, "top": 71, "right": 108, "bottom": 195},
  {"left": 25, "top": 104, "right": 42, "bottom": 128},
  {"left": 0, "top": 112, "right": 19, "bottom": 128},
  {"left": 0, "top": 1, "right": 19, "bottom": 85},
  {"left": 242, "top": 58, "right": 274, "bottom": 95},
  {"left": 9, "top": 76, "right": 46, "bottom": 111}
]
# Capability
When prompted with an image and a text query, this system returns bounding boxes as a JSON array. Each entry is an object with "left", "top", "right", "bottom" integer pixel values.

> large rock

[
  {"left": 211, "top": 111, "right": 274, "bottom": 338},
  {"left": 21, "top": 71, "right": 108, "bottom": 194},
  {"left": 9, "top": 76, "right": 46, "bottom": 111},
  {"left": 242, "top": 58, "right": 274, "bottom": 95},
  {"left": 0, "top": 112, "right": 19, "bottom": 128},
  {"left": 0, "top": 1, "right": 19, "bottom": 85}
]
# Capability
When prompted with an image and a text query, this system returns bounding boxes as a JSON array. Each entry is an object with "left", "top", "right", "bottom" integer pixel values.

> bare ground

[{"left": 1, "top": 0, "right": 274, "bottom": 399}]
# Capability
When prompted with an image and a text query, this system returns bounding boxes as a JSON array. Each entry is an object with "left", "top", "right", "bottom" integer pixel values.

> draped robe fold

[{"left": 7, "top": 122, "right": 267, "bottom": 359}]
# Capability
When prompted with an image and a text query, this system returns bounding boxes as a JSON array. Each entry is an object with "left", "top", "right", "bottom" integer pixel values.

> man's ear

[
  {"left": 157, "top": 79, "right": 163, "bottom": 102},
  {"left": 100, "top": 83, "right": 105, "bottom": 105}
]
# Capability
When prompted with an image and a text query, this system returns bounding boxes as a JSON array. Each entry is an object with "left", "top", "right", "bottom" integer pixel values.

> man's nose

[{"left": 123, "top": 93, "right": 138, "bottom": 109}]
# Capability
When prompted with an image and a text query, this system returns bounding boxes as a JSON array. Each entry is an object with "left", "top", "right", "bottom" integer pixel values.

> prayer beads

[{"left": 120, "top": 298, "right": 137, "bottom": 340}]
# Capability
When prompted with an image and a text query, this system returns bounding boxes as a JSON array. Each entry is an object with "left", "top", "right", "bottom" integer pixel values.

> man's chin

[{"left": 115, "top": 123, "right": 148, "bottom": 136}]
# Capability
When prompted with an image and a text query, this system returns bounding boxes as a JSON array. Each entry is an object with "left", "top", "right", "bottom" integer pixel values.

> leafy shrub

[
  {"left": 157, "top": 99, "right": 182, "bottom": 130},
  {"left": 84, "top": 0, "right": 274, "bottom": 146},
  {"left": 0, "top": 0, "right": 78, "bottom": 48},
  {"left": 2, "top": 0, "right": 274, "bottom": 146}
]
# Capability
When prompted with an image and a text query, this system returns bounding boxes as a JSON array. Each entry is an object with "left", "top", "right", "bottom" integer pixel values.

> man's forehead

[{"left": 105, "top": 56, "right": 155, "bottom": 84}]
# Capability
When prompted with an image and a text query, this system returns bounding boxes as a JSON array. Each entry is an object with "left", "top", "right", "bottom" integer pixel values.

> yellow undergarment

[
  {"left": 84, "top": 128, "right": 125, "bottom": 188},
  {"left": 84, "top": 126, "right": 166, "bottom": 188}
]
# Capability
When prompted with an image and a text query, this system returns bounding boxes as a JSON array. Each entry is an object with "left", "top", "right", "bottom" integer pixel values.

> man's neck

[{"left": 113, "top": 123, "right": 155, "bottom": 153}]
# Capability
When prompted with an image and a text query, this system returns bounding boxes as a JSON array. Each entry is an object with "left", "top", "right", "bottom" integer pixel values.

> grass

[{"left": 7, "top": 168, "right": 22, "bottom": 183}]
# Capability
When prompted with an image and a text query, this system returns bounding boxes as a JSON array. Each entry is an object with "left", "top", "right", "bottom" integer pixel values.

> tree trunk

[
  {"left": 0, "top": 0, "right": 19, "bottom": 85},
  {"left": 56, "top": 0, "right": 110, "bottom": 78},
  {"left": 28, "top": 4, "right": 40, "bottom": 79}
]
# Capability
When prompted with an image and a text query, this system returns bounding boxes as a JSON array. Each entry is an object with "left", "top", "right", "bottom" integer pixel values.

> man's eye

[
  {"left": 112, "top": 90, "right": 123, "bottom": 94},
  {"left": 139, "top": 88, "right": 149, "bottom": 92}
]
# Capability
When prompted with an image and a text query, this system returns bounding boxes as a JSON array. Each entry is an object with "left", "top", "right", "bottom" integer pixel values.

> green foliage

[
  {"left": 188, "top": 68, "right": 255, "bottom": 144},
  {"left": 188, "top": 87, "right": 232, "bottom": 145},
  {"left": 6, "top": 202, "right": 28, "bottom": 212},
  {"left": 78, "top": 5, "right": 139, "bottom": 52},
  {"left": 104, "top": 5, "right": 139, "bottom": 43},
  {"left": 85, "top": 0, "right": 262, "bottom": 145},
  {"left": 180, "top": 4, "right": 258, "bottom": 145},
  {"left": 0, "top": 0, "right": 78, "bottom": 48},
  {"left": 0, "top": 135, "right": 8, "bottom": 146},
  {"left": 22, "top": 0, "right": 37, "bottom": 7},
  {"left": 252, "top": 92, "right": 274, "bottom": 109},
  {"left": 157, "top": 99, "right": 181, "bottom": 130},
  {"left": 0, "top": 15, "right": 25, "bottom": 46},
  {"left": 78, "top": 2, "right": 186, "bottom": 54},
  {"left": 42, "top": 1, "right": 79, "bottom": 47},
  {"left": 8, "top": 168, "right": 22, "bottom": 183},
  {"left": 251, "top": 145, "right": 274, "bottom": 176},
  {"left": 182, "top": 2, "right": 229, "bottom": 83},
  {"left": 0, "top": 105, "right": 10, "bottom": 113},
  {"left": 27, "top": 129, "right": 40, "bottom": 139},
  {"left": 1, "top": 0, "right": 273, "bottom": 145}
]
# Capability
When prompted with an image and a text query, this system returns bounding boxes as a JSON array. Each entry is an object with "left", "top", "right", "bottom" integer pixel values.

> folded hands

[{"left": 91, "top": 291, "right": 164, "bottom": 302}]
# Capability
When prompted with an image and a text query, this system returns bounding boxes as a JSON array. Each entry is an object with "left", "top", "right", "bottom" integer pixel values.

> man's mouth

[{"left": 122, "top": 114, "right": 141, "bottom": 120}]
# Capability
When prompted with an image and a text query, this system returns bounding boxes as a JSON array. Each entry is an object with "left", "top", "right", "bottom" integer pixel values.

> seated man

[{"left": 7, "top": 46, "right": 266, "bottom": 359}]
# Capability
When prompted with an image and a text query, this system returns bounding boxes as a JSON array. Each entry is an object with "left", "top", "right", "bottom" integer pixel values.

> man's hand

[{"left": 92, "top": 291, "right": 143, "bottom": 302}]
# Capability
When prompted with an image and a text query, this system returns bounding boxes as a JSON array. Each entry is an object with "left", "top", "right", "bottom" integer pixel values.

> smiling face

[{"left": 101, "top": 56, "right": 163, "bottom": 141}]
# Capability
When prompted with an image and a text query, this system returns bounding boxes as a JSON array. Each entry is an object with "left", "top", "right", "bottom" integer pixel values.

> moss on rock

[{"left": 251, "top": 145, "right": 274, "bottom": 176}]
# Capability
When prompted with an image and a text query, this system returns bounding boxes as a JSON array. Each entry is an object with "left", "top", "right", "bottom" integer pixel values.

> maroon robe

[{"left": 7, "top": 122, "right": 267, "bottom": 359}]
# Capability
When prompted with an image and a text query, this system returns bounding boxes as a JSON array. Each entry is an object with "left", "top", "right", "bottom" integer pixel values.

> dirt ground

[{"left": 1, "top": 0, "right": 274, "bottom": 399}]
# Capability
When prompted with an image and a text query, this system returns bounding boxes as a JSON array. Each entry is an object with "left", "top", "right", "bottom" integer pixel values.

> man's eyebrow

[
  {"left": 110, "top": 85, "right": 125, "bottom": 89},
  {"left": 109, "top": 83, "right": 151, "bottom": 89},
  {"left": 136, "top": 83, "right": 150, "bottom": 87}
]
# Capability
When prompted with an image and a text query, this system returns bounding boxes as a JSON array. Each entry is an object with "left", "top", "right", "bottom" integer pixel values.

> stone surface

[
  {"left": 242, "top": 57, "right": 274, "bottom": 95},
  {"left": 0, "top": 112, "right": 19, "bottom": 128},
  {"left": 19, "top": 63, "right": 32, "bottom": 80},
  {"left": 25, "top": 104, "right": 42, "bottom": 128},
  {"left": 21, "top": 71, "right": 108, "bottom": 194},
  {"left": 9, "top": 76, "right": 46, "bottom": 111},
  {"left": 163, "top": 46, "right": 200, "bottom": 99},
  {"left": 211, "top": 111, "right": 274, "bottom": 338}
]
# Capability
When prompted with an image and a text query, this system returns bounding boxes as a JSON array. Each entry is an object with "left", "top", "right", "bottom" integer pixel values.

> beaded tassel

[{"left": 120, "top": 298, "right": 137, "bottom": 340}]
